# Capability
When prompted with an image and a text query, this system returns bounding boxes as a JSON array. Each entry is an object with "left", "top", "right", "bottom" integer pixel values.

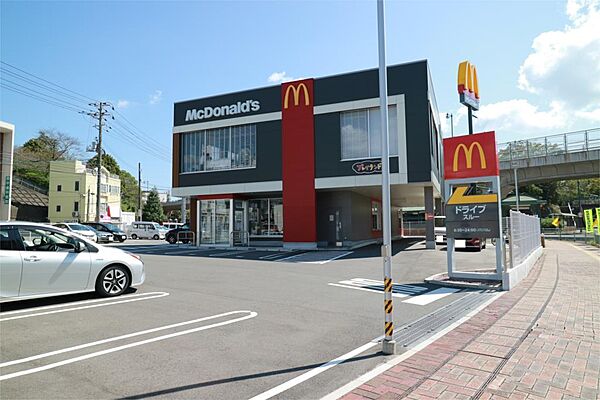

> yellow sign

[
  {"left": 453, "top": 142, "right": 487, "bottom": 172},
  {"left": 596, "top": 207, "right": 600, "bottom": 226},
  {"left": 584, "top": 209, "right": 594, "bottom": 233},
  {"left": 283, "top": 83, "right": 310, "bottom": 109},
  {"left": 457, "top": 61, "right": 480, "bottom": 109},
  {"left": 447, "top": 185, "right": 498, "bottom": 205},
  {"left": 551, "top": 217, "right": 560, "bottom": 227}
]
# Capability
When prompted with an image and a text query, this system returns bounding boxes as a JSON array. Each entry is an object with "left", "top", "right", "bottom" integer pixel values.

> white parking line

[
  {"left": 0, "top": 310, "right": 257, "bottom": 381},
  {"left": 327, "top": 283, "right": 409, "bottom": 298},
  {"left": 0, "top": 292, "right": 170, "bottom": 322},
  {"left": 209, "top": 250, "right": 249, "bottom": 257},
  {"left": 402, "top": 287, "right": 461, "bottom": 305},
  {"left": 259, "top": 252, "right": 292, "bottom": 260},
  {"left": 249, "top": 340, "right": 379, "bottom": 400},
  {"left": 302, "top": 252, "right": 353, "bottom": 264}
]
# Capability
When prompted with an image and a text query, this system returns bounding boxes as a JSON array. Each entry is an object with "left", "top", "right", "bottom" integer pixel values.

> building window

[
  {"left": 56, "top": 205, "right": 61, "bottom": 212},
  {"left": 74, "top": 201, "right": 79, "bottom": 212},
  {"left": 180, "top": 124, "right": 256, "bottom": 173},
  {"left": 340, "top": 106, "right": 398, "bottom": 160},
  {"left": 371, "top": 201, "right": 381, "bottom": 231},
  {"left": 57, "top": 185, "right": 62, "bottom": 192},
  {"left": 74, "top": 181, "right": 80, "bottom": 191},
  {"left": 248, "top": 198, "right": 283, "bottom": 237}
]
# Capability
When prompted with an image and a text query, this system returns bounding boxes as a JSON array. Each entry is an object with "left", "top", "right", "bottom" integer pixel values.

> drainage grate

[{"left": 393, "top": 290, "right": 497, "bottom": 348}]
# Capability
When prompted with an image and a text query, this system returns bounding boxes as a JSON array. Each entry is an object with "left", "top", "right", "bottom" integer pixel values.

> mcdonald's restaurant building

[{"left": 171, "top": 60, "right": 443, "bottom": 249}]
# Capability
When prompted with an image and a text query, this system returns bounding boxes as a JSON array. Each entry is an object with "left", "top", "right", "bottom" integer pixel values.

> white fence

[{"left": 503, "top": 211, "right": 543, "bottom": 290}]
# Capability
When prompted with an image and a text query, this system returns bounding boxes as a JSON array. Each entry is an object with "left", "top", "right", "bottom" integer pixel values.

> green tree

[
  {"left": 86, "top": 153, "right": 121, "bottom": 175},
  {"left": 14, "top": 129, "right": 81, "bottom": 188},
  {"left": 142, "top": 188, "right": 165, "bottom": 223}
]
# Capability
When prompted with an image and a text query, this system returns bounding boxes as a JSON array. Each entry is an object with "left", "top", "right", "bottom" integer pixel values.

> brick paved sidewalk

[{"left": 341, "top": 241, "right": 599, "bottom": 400}]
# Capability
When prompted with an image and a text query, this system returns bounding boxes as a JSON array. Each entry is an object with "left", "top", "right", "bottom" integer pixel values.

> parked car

[
  {"left": 165, "top": 224, "right": 193, "bottom": 244},
  {"left": 162, "top": 222, "right": 184, "bottom": 230},
  {"left": 83, "top": 222, "right": 127, "bottom": 242},
  {"left": 53, "top": 223, "right": 97, "bottom": 243},
  {"left": 128, "top": 222, "right": 165, "bottom": 240},
  {"left": 433, "top": 216, "right": 486, "bottom": 251},
  {"left": 0, "top": 222, "right": 144, "bottom": 301}
]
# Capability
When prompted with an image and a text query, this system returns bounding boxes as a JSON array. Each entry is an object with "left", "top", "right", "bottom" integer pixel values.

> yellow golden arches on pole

[
  {"left": 283, "top": 83, "right": 310, "bottom": 109},
  {"left": 452, "top": 142, "right": 487, "bottom": 172}
]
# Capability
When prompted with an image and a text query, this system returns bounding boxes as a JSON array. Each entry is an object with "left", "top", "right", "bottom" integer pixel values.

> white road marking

[
  {"left": 302, "top": 252, "right": 353, "bottom": 264},
  {"left": 0, "top": 292, "right": 170, "bottom": 322},
  {"left": 402, "top": 287, "right": 461, "bottom": 305},
  {"left": 209, "top": 250, "right": 248, "bottom": 257},
  {"left": 347, "top": 278, "right": 426, "bottom": 292},
  {"left": 321, "top": 291, "right": 504, "bottom": 400},
  {"left": 260, "top": 252, "right": 296, "bottom": 260},
  {"left": 268, "top": 252, "right": 303, "bottom": 261},
  {"left": 249, "top": 341, "right": 379, "bottom": 400},
  {"left": 0, "top": 310, "right": 257, "bottom": 381},
  {"left": 327, "top": 283, "right": 409, "bottom": 298}
]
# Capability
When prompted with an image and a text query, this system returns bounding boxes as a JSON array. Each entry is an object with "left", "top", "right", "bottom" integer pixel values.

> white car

[
  {"left": 0, "top": 222, "right": 145, "bottom": 301},
  {"left": 128, "top": 221, "right": 165, "bottom": 240},
  {"left": 53, "top": 222, "right": 98, "bottom": 242}
]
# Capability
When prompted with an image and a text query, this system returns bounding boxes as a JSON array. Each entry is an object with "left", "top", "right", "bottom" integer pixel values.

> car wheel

[
  {"left": 153, "top": 234, "right": 159, "bottom": 240},
  {"left": 167, "top": 235, "right": 177, "bottom": 244},
  {"left": 96, "top": 265, "right": 130, "bottom": 297},
  {"left": 182, "top": 240, "right": 190, "bottom": 244},
  {"left": 482, "top": 241, "right": 486, "bottom": 249},
  {"left": 131, "top": 234, "right": 138, "bottom": 240},
  {"left": 119, "top": 238, "right": 126, "bottom": 243}
]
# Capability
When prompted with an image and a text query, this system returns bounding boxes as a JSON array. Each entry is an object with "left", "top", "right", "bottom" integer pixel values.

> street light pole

[
  {"left": 377, "top": 0, "right": 395, "bottom": 355},
  {"left": 514, "top": 167, "right": 519, "bottom": 211},
  {"left": 446, "top": 113, "right": 454, "bottom": 137}
]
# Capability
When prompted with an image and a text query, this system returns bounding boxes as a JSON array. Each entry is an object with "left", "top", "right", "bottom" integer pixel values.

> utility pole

[
  {"left": 377, "top": 0, "right": 395, "bottom": 355},
  {"left": 138, "top": 162, "right": 142, "bottom": 221},
  {"left": 85, "top": 101, "right": 113, "bottom": 223}
]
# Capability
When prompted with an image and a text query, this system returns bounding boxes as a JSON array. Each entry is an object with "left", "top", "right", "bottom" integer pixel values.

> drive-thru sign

[
  {"left": 444, "top": 131, "right": 501, "bottom": 239},
  {"left": 443, "top": 130, "right": 504, "bottom": 282}
]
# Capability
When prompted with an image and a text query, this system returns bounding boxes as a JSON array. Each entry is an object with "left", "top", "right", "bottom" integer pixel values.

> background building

[
  {"left": 48, "top": 160, "right": 121, "bottom": 223},
  {"left": 172, "top": 60, "right": 443, "bottom": 248},
  {"left": 0, "top": 121, "right": 15, "bottom": 221}
]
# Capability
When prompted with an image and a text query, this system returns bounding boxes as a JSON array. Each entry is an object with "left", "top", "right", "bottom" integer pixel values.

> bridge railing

[{"left": 498, "top": 128, "right": 600, "bottom": 162}]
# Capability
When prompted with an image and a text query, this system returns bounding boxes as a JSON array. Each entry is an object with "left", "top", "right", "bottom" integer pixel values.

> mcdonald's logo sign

[
  {"left": 443, "top": 131, "right": 498, "bottom": 179},
  {"left": 457, "top": 61, "right": 480, "bottom": 110},
  {"left": 452, "top": 142, "right": 487, "bottom": 172},
  {"left": 283, "top": 82, "right": 311, "bottom": 109}
]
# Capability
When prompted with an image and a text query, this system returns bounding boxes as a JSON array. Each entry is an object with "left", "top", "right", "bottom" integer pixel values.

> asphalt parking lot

[{"left": 1, "top": 239, "right": 500, "bottom": 399}]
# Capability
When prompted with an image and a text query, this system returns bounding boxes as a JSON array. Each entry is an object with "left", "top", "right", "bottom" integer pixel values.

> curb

[{"left": 425, "top": 271, "right": 502, "bottom": 290}]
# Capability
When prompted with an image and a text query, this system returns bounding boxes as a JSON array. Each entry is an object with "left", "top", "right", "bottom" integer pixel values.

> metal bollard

[{"left": 541, "top": 233, "right": 545, "bottom": 248}]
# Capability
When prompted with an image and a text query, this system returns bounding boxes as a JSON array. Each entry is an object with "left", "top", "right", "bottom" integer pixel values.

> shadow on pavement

[
  {"left": 0, "top": 287, "right": 138, "bottom": 313},
  {"left": 120, "top": 352, "right": 381, "bottom": 399}
]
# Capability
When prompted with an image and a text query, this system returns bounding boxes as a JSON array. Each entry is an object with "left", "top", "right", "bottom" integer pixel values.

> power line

[
  {"left": 0, "top": 61, "right": 96, "bottom": 102},
  {"left": 111, "top": 119, "right": 170, "bottom": 154},
  {"left": 0, "top": 84, "right": 85, "bottom": 114},
  {"left": 0, "top": 77, "right": 87, "bottom": 109}
]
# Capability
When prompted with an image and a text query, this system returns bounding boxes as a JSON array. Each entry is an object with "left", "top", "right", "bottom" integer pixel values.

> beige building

[
  {"left": 0, "top": 121, "right": 15, "bottom": 221},
  {"left": 48, "top": 160, "right": 121, "bottom": 223}
]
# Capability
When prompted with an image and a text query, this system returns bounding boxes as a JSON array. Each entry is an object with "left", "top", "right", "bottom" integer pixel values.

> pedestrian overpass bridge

[{"left": 498, "top": 128, "right": 600, "bottom": 195}]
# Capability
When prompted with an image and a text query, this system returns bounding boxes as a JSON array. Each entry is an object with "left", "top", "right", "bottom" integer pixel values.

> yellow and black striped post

[{"left": 384, "top": 277, "right": 394, "bottom": 339}]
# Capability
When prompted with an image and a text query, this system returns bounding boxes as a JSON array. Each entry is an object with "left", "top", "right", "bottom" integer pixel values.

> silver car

[
  {"left": 53, "top": 222, "right": 98, "bottom": 242},
  {"left": 0, "top": 222, "right": 145, "bottom": 301}
]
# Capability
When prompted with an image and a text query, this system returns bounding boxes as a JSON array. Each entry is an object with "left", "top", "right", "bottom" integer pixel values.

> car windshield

[
  {"left": 68, "top": 224, "right": 90, "bottom": 231},
  {"left": 104, "top": 223, "right": 122, "bottom": 232}
]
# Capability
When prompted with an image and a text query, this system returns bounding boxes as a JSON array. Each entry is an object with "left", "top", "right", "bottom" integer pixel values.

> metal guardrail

[
  {"left": 508, "top": 211, "right": 542, "bottom": 269},
  {"left": 13, "top": 177, "right": 49, "bottom": 195},
  {"left": 541, "top": 228, "right": 600, "bottom": 244},
  {"left": 497, "top": 128, "right": 600, "bottom": 162}
]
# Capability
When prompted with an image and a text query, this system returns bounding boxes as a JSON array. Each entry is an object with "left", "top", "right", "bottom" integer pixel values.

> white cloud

[
  {"left": 467, "top": 1, "right": 600, "bottom": 140},
  {"left": 517, "top": 0, "right": 600, "bottom": 108},
  {"left": 267, "top": 71, "right": 294, "bottom": 83},
  {"left": 116, "top": 99, "right": 130, "bottom": 109},
  {"left": 149, "top": 90, "right": 162, "bottom": 105}
]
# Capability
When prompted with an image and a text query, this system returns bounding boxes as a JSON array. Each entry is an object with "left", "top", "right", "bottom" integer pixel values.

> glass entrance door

[{"left": 200, "top": 199, "right": 230, "bottom": 245}]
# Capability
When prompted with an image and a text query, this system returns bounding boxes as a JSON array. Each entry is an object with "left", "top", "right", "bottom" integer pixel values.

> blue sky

[{"left": 2, "top": 0, "right": 599, "bottom": 191}]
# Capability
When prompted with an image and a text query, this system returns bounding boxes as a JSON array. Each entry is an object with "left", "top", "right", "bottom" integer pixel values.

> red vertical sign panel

[
  {"left": 281, "top": 79, "right": 316, "bottom": 244},
  {"left": 443, "top": 131, "right": 499, "bottom": 180}
]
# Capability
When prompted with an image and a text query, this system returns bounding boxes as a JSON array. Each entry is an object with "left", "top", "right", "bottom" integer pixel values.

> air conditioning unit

[{"left": 72, "top": 211, "right": 79, "bottom": 217}]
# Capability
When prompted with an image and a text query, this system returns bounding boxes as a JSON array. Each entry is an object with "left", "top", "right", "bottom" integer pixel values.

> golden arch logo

[
  {"left": 457, "top": 61, "right": 480, "bottom": 110},
  {"left": 453, "top": 142, "right": 487, "bottom": 172},
  {"left": 283, "top": 83, "right": 310, "bottom": 109}
]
